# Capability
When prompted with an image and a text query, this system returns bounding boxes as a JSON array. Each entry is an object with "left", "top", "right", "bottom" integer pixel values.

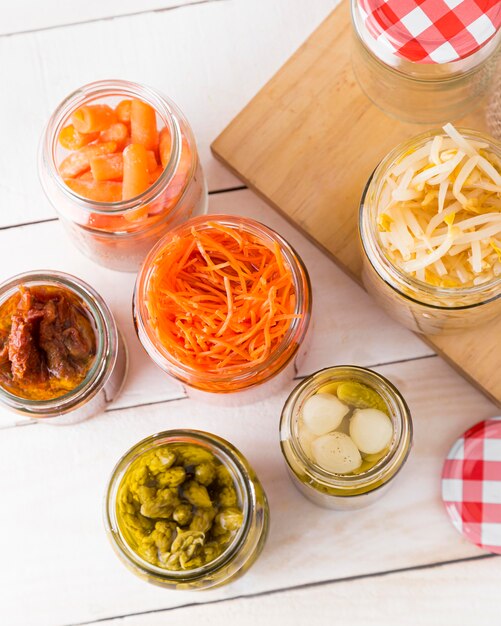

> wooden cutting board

[{"left": 211, "top": 0, "right": 501, "bottom": 407}]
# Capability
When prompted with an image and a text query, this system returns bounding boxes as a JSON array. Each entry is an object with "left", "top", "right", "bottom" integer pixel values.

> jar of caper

[
  {"left": 104, "top": 430, "right": 269, "bottom": 589},
  {"left": 280, "top": 366, "right": 413, "bottom": 510}
]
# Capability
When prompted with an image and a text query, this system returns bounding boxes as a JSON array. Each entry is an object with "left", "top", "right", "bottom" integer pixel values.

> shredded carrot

[{"left": 145, "top": 221, "right": 301, "bottom": 378}]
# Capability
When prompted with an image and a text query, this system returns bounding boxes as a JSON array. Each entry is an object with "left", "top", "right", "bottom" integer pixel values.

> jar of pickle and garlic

[{"left": 280, "top": 366, "right": 413, "bottom": 510}]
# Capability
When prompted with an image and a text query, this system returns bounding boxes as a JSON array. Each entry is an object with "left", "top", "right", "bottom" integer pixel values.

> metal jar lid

[
  {"left": 357, "top": 0, "right": 501, "bottom": 64},
  {"left": 442, "top": 417, "right": 501, "bottom": 554}
]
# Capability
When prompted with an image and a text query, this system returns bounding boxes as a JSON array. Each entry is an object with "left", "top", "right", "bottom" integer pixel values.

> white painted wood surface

[
  {"left": 101, "top": 556, "right": 500, "bottom": 626},
  {"left": 0, "top": 1, "right": 498, "bottom": 625},
  {"left": 0, "top": 0, "right": 338, "bottom": 227}
]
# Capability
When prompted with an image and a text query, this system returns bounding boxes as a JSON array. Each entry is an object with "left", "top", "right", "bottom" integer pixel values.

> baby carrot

[
  {"left": 159, "top": 127, "right": 172, "bottom": 168},
  {"left": 90, "top": 153, "right": 123, "bottom": 181},
  {"left": 131, "top": 99, "right": 158, "bottom": 151},
  {"left": 76, "top": 171, "right": 94, "bottom": 181},
  {"left": 59, "top": 124, "right": 99, "bottom": 150},
  {"left": 72, "top": 104, "right": 117, "bottom": 134},
  {"left": 115, "top": 99, "right": 132, "bottom": 124},
  {"left": 65, "top": 178, "right": 123, "bottom": 202},
  {"left": 146, "top": 150, "right": 158, "bottom": 173},
  {"left": 122, "top": 144, "right": 150, "bottom": 200},
  {"left": 100, "top": 123, "right": 129, "bottom": 149},
  {"left": 59, "top": 141, "right": 118, "bottom": 178},
  {"left": 149, "top": 166, "right": 164, "bottom": 185}
]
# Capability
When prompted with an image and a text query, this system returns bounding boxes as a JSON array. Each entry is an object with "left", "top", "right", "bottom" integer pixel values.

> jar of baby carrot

[
  {"left": 133, "top": 215, "right": 312, "bottom": 394},
  {"left": 39, "top": 80, "right": 208, "bottom": 272}
]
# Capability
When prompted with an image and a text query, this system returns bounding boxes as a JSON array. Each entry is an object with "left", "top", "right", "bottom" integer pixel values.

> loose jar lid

[
  {"left": 442, "top": 417, "right": 501, "bottom": 554},
  {"left": 358, "top": 0, "right": 501, "bottom": 63}
]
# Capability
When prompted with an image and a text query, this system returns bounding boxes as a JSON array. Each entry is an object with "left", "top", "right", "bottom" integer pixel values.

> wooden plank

[
  {"left": 98, "top": 556, "right": 500, "bottom": 626},
  {"left": 0, "top": 188, "right": 430, "bottom": 429},
  {"left": 1, "top": 356, "right": 498, "bottom": 626},
  {"left": 211, "top": 0, "right": 501, "bottom": 407},
  {"left": 0, "top": 0, "right": 339, "bottom": 228}
]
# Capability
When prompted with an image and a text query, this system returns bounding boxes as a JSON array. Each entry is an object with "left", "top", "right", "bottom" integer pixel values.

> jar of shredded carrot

[
  {"left": 134, "top": 215, "right": 312, "bottom": 393},
  {"left": 39, "top": 80, "right": 208, "bottom": 272},
  {"left": 359, "top": 125, "right": 501, "bottom": 334}
]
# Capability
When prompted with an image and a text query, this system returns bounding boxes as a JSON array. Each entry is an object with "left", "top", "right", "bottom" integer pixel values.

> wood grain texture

[
  {"left": 211, "top": 0, "right": 501, "bottom": 407},
  {"left": 1, "top": 356, "right": 498, "bottom": 626}
]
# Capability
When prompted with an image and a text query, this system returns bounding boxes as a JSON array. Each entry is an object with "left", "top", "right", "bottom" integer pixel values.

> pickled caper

[
  {"left": 195, "top": 462, "right": 216, "bottom": 486},
  {"left": 214, "top": 507, "right": 244, "bottom": 533},
  {"left": 218, "top": 485, "right": 238, "bottom": 507},
  {"left": 183, "top": 480, "right": 212, "bottom": 508},
  {"left": 173, "top": 503, "right": 193, "bottom": 526},
  {"left": 156, "top": 466, "right": 186, "bottom": 488},
  {"left": 189, "top": 507, "right": 216, "bottom": 533}
]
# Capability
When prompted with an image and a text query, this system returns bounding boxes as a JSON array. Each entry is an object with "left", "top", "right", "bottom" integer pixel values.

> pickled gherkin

[
  {"left": 116, "top": 443, "right": 244, "bottom": 571},
  {"left": 336, "top": 382, "right": 388, "bottom": 414}
]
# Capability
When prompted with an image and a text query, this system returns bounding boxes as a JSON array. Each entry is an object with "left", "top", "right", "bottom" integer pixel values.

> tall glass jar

[
  {"left": 104, "top": 430, "right": 269, "bottom": 590},
  {"left": 359, "top": 129, "right": 501, "bottom": 335},
  {"left": 39, "top": 80, "right": 208, "bottom": 272},
  {"left": 351, "top": 0, "right": 501, "bottom": 123},
  {"left": 0, "top": 271, "right": 127, "bottom": 424},
  {"left": 133, "top": 215, "right": 312, "bottom": 394},
  {"left": 280, "top": 366, "right": 412, "bottom": 510}
]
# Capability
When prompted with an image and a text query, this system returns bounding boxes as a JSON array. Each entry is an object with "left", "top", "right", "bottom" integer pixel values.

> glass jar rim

[
  {"left": 280, "top": 365, "right": 413, "bottom": 493},
  {"left": 104, "top": 429, "right": 256, "bottom": 581},
  {"left": 359, "top": 127, "right": 501, "bottom": 308},
  {"left": 0, "top": 270, "right": 116, "bottom": 414},
  {"left": 40, "top": 79, "right": 184, "bottom": 215},
  {"left": 134, "top": 214, "right": 312, "bottom": 388}
]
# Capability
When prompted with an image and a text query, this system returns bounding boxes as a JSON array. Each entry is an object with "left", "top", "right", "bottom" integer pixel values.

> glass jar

[
  {"left": 133, "top": 214, "right": 312, "bottom": 394},
  {"left": 280, "top": 366, "right": 412, "bottom": 510},
  {"left": 39, "top": 79, "right": 208, "bottom": 272},
  {"left": 104, "top": 429, "right": 269, "bottom": 590},
  {"left": 359, "top": 129, "right": 501, "bottom": 335},
  {"left": 0, "top": 270, "right": 127, "bottom": 424},
  {"left": 351, "top": 0, "right": 501, "bottom": 123}
]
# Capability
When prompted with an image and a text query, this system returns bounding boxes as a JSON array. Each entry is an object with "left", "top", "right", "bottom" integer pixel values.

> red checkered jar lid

[
  {"left": 442, "top": 418, "right": 501, "bottom": 554},
  {"left": 358, "top": 0, "right": 501, "bottom": 63}
]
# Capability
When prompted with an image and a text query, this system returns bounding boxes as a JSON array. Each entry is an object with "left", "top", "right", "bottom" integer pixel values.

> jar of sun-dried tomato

[{"left": 0, "top": 270, "right": 127, "bottom": 424}]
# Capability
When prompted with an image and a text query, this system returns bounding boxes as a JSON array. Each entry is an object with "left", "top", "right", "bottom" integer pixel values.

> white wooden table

[{"left": 0, "top": 1, "right": 499, "bottom": 624}]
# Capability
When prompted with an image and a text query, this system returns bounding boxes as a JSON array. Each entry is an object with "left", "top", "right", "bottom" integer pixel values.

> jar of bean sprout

[{"left": 359, "top": 125, "right": 501, "bottom": 334}]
